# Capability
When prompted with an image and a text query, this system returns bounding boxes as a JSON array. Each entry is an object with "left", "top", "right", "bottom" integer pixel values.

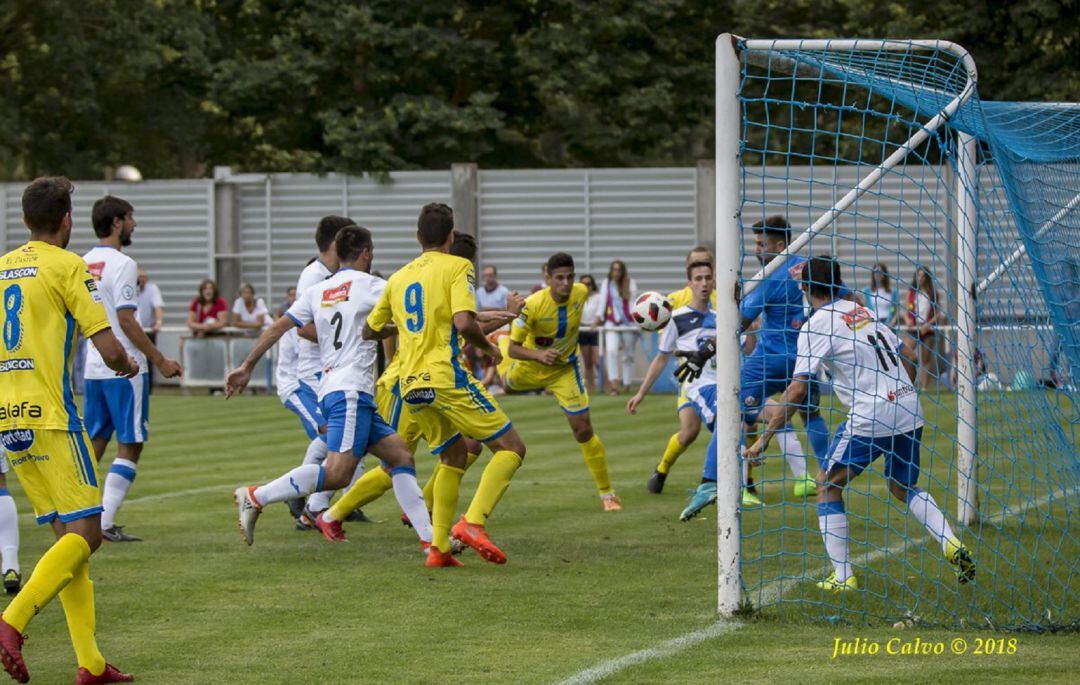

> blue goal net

[{"left": 729, "top": 38, "right": 1078, "bottom": 630}]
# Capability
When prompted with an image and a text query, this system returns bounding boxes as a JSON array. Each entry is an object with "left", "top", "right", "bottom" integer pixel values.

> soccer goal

[{"left": 714, "top": 34, "right": 1079, "bottom": 629}]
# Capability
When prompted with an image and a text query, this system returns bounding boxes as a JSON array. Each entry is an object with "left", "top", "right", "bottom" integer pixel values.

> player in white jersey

[
  {"left": 745, "top": 257, "right": 974, "bottom": 592},
  {"left": 81, "top": 196, "right": 182, "bottom": 542},
  {"left": 226, "top": 226, "right": 433, "bottom": 553}
]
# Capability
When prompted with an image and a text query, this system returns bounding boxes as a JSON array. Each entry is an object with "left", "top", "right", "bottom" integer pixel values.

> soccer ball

[{"left": 631, "top": 292, "right": 673, "bottom": 331}]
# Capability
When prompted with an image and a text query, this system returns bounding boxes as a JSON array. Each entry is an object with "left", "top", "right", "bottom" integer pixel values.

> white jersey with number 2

[
  {"left": 793, "top": 299, "right": 922, "bottom": 438},
  {"left": 285, "top": 268, "right": 385, "bottom": 401}
]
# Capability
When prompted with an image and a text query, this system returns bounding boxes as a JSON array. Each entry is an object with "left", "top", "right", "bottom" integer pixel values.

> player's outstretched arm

[
  {"left": 478, "top": 310, "right": 518, "bottom": 334},
  {"left": 225, "top": 315, "right": 296, "bottom": 398},
  {"left": 297, "top": 322, "right": 317, "bottom": 342},
  {"left": 744, "top": 378, "right": 808, "bottom": 463},
  {"left": 89, "top": 329, "right": 139, "bottom": 379},
  {"left": 627, "top": 351, "right": 672, "bottom": 414},
  {"left": 453, "top": 310, "right": 501, "bottom": 365},
  {"left": 507, "top": 339, "right": 559, "bottom": 365},
  {"left": 116, "top": 307, "right": 182, "bottom": 378}
]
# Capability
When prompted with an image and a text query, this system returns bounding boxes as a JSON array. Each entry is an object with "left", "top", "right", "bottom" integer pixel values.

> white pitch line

[
  {"left": 552, "top": 619, "right": 741, "bottom": 685},
  {"left": 555, "top": 485, "right": 1078, "bottom": 685}
]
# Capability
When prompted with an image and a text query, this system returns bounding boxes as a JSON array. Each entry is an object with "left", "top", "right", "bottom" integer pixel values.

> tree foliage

[{"left": 0, "top": 0, "right": 1074, "bottom": 179}]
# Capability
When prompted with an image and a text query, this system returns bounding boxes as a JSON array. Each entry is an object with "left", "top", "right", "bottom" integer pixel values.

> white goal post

[{"left": 713, "top": 34, "right": 982, "bottom": 615}]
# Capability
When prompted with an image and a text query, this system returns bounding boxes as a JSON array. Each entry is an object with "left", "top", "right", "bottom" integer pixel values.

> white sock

[
  {"left": 0, "top": 492, "right": 19, "bottom": 574},
  {"left": 306, "top": 489, "right": 332, "bottom": 513},
  {"left": 818, "top": 504, "right": 852, "bottom": 582},
  {"left": 391, "top": 466, "right": 432, "bottom": 543},
  {"left": 776, "top": 427, "right": 807, "bottom": 478},
  {"left": 302, "top": 438, "right": 328, "bottom": 466},
  {"left": 906, "top": 488, "right": 956, "bottom": 553},
  {"left": 253, "top": 464, "right": 323, "bottom": 507},
  {"left": 101, "top": 458, "right": 138, "bottom": 530}
]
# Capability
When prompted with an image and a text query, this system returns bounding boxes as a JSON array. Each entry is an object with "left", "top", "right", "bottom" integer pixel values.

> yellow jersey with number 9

[
  {"left": 0, "top": 241, "right": 111, "bottom": 432},
  {"left": 368, "top": 250, "right": 476, "bottom": 394}
]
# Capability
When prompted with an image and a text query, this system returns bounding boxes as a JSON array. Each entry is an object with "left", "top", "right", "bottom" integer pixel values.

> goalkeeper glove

[{"left": 674, "top": 338, "right": 716, "bottom": 383}]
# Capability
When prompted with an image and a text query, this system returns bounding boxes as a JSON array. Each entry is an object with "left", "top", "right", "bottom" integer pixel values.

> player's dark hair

[
  {"left": 686, "top": 260, "right": 713, "bottom": 280},
  {"left": 450, "top": 233, "right": 478, "bottom": 261},
  {"left": 315, "top": 215, "right": 354, "bottom": 253},
  {"left": 417, "top": 203, "right": 454, "bottom": 247},
  {"left": 91, "top": 195, "right": 134, "bottom": 238},
  {"left": 22, "top": 176, "right": 74, "bottom": 234},
  {"left": 335, "top": 225, "right": 373, "bottom": 263},
  {"left": 802, "top": 256, "right": 843, "bottom": 299},
  {"left": 751, "top": 215, "right": 791, "bottom": 244},
  {"left": 547, "top": 252, "right": 574, "bottom": 273}
]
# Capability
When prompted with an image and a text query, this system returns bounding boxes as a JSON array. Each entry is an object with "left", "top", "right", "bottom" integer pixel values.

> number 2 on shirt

[{"left": 404, "top": 282, "right": 424, "bottom": 332}]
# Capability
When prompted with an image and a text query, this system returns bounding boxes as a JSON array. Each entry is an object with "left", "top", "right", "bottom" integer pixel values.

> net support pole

[
  {"left": 714, "top": 33, "right": 743, "bottom": 616},
  {"left": 955, "top": 131, "right": 980, "bottom": 526}
]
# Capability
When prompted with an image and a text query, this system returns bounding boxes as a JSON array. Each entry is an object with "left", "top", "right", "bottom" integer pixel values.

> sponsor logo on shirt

[
  {"left": 121, "top": 284, "right": 135, "bottom": 300},
  {"left": 787, "top": 263, "right": 805, "bottom": 280},
  {"left": 87, "top": 262, "right": 106, "bottom": 280},
  {"left": 0, "top": 428, "right": 34, "bottom": 452},
  {"left": 9, "top": 453, "right": 49, "bottom": 467},
  {"left": 0, "top": 401, "right": 43, "bottom": 420},
  {"left": 0, "top": 358, "right": 34, "bottom": 373},
  {"left": 403, "top": 388, "right": 436, "bottom": 405},
  {"left": 841, "top": 306, "right": 873, "bottom": 331},
  {"left": 85, "top": 279, "right": 102, "bottom": 303},
  {"left": 320, "top": 281, "right": 352, "bottom": 307},
  {"left": 0, "top": 267, "right": 38, "bottom": 281}
]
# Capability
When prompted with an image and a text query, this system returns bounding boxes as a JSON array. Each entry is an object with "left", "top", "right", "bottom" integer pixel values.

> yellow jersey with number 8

[
  {"left": 0, "top": 241, "right": 111, "bottom": 432},
  {"left": 368, "top": 250, "right": 476, "bottom": 394}
]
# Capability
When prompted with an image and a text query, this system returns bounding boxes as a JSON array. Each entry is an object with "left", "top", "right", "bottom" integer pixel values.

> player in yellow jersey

[
  {"left": 365, "top": 203, "right": 527, "bottom": 568},
  {"left": 648, "top": 246, "right": 715, "bottom": 493},
  {"left": 497, "top": 252, "right": 621, "bottom": 511},
  {"left": 0, "top": 177, "right": 139, "bottom": 684},
  {"left": 322, "top": 234, "right": 525, "bottom": 536}
]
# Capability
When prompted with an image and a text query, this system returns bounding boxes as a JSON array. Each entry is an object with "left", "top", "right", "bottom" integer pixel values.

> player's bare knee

[
  {"left": 118, "top": 442, "right": 143, "bottom": 462},
  {"left": 463, "top": 437, "right": 483, "bottom": 456},
  {"left": 322, "top": 454, "right": 358, "bottom": 489},
  {"left": 678, "top": 422, "right": 700, "bottom": 445},
  {"left": 568, "top": 416, "right": 593, "bottom": 443},
  {"left": 888, "top": 480, "right": 910, "bottom": 502}
]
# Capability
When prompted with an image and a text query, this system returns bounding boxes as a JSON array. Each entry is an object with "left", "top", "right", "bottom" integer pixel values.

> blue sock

[
  {"left": 805, "top": 414, "right": 830, "bottom": 467},
  {"left": 701, "top": 429, "right": 718, "bottom": 483}
]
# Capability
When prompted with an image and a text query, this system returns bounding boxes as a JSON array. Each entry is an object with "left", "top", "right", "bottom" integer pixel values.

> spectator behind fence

[
  {"left": 136, "top": 268, "right": 164, "bottom": 342},
  {"left": 276, "top": 286, "right": 297, "bottom": 318},
  {"left": 579, "top": 274, "right": 603, "bottom": 390},
  {"left": 865, "top": 262, "right": 899, "bottom": 327},
  {"left": 188, "top": 278, "right": 228, "bottom": 337},
  {"left": 903, "top": 266, "right": 939, "bottom": 390},
  {"left": 230, "top": 282, "right": 272, "bottom": 335},
  {"left": 476, "top": 264, "right": 510, "bottom": 311},
  {"left": 600, "top": 259, "right": 640, "bottom": 395}
]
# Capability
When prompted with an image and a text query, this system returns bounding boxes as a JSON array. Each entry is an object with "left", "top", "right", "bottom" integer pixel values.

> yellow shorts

[
  {"left": 0, "top": 428, "right": 102, "bottom": 525},
  {"left": 677, "top": 380, "right": 694, "bottom": 412},
  {"left": 404, "top": 380, "right": 512, "bottom": 454},
  {"left": 375, "top": 378, "right": 424, "bottom": 453},
  {"left": 503, "top": 357, "right": 590, "bottom": 415}
]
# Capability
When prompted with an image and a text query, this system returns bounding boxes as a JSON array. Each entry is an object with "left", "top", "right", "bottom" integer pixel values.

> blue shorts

[
  {"left": 740, "top": 353, "right": 820, "bottom": 424},
  {"left": 84, "top": 374, "right": 150, "bottom": 444},
  {"left": 283, "top": 381, "right": 326, "bottom": 441},
  {"left": 687, "top": 383, "right": 717, "bottom": 432},
  {"left": 824, "top": 421, "right": 923, "bottom": 488},
  {"left": 322, "top": 390, "right": 396, "bottom": 456}
]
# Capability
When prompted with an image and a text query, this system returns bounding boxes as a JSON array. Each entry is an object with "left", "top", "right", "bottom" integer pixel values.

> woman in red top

[{"left": 188, "top": 278, "right": 228, "bottom": 337}]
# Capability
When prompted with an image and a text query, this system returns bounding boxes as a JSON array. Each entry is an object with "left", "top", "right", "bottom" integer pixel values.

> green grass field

[{"left": 3, "top": 392, "right": 1077, "bottom": 684}]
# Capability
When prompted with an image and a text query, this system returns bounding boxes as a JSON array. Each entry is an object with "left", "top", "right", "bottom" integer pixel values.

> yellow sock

[
  {"left": 58, "top": 559, "right": 105, "bottom": 675},
  {"left": 422, "top": 452, "right": 479, "bottom": 511},
  {"left": 327, "top": 467, "right": 392, "bottom": 522},
  {"left": 657, "top": 433, "right": 689, "bottom": 475},
  {"left": 580, "top": 434, "right": 612, "bottom": 494},
  {"left": 464, "top": 451, "right": 522, "bottom": 526},
  {"left": 432, "top": 464, "right": 464, "bottom": 553},
  {"left": 2, "top": 533, "right": 90, "bottom": 632}
]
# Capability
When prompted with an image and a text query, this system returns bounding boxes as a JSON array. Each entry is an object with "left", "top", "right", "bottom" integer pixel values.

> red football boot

[
  {"left": 450, "top": 516, "right": 506, "bottom": 565},
  {"left": 0, "top": 615, "right": 28, "bottom": 683},
  {"left": 314, "top": 512, "right": 347, "bottom": 542},
  {"left": 75, "top": 663, "right": 134, "bottom": 684},
  {"left": 424, "top": 546, "right": 464, "bottom": 568}
]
